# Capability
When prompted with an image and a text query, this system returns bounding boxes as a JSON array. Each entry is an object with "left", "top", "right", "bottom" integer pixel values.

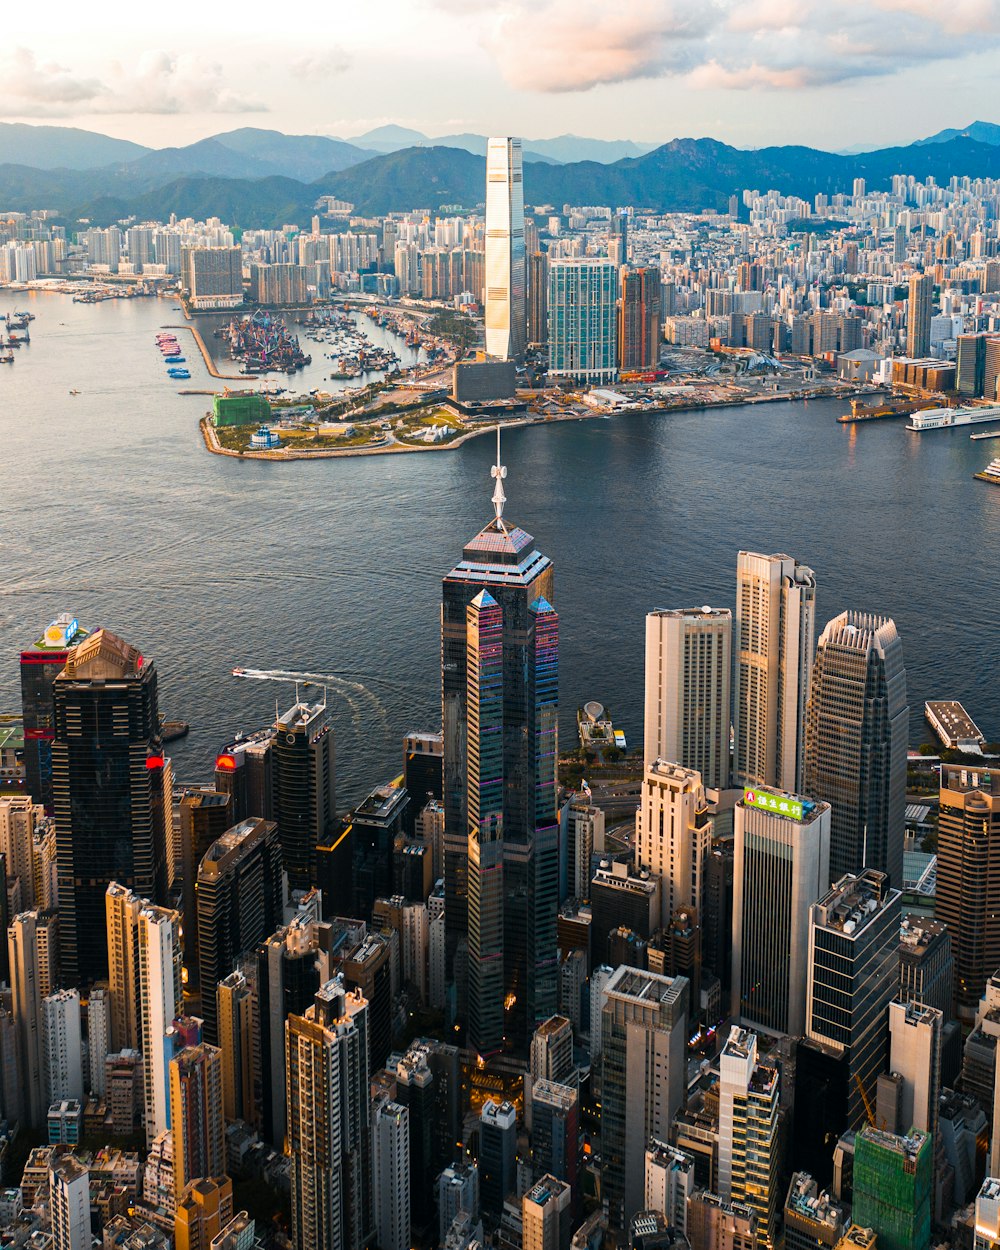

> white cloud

[
  {"left": 291, "top": 50, "right": 353, "bottom": 80},
  {"left": 473, "top": 0, "right": 1000, "bottom": 94},
  {"left": 3, "top": 47, "right": 265, "bottom": 117}
]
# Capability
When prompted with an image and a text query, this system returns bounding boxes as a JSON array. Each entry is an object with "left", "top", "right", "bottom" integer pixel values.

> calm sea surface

[{"left": 2, "top": 290, "right": 999, "bottom": 805}]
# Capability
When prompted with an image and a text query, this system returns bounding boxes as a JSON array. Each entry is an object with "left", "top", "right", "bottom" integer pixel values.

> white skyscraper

[
  {"left": 636, "top": 761, "right": 713, "bottom": 928},
  {"left": 643, "top": 607, "right": 732, "bottom": 786},
  {"left": 733, "top": 551, "right": 817, "bottom": 792},
  {"left": 139, "top": 905, "right": 183, "bottom": 1145},
  {"left": 50, "top": 1156, "right": 91, "bottom": 1250},
  {"left": 889, "top": 1000, "right": 942, "bottom": 1139},
  {"left": 484, "top": 137, "right": 526, "bottom": 361},
  {"left": 372, "top": 1097, "right": 410, "bottom": 1250},
  {"left": 43, "top": 989, "right": 84, "bottom": 1104}
]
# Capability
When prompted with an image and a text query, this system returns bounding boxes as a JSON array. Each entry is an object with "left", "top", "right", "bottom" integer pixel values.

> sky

[{"left": 3, "top": 0, "right": 999, "bottom": 151}]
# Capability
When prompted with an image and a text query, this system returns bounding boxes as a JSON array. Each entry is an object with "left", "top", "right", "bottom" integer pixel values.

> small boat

[
  {"left": 69, "top": 388, "right": 80, "bottom": 394},
  {"left": 161, "top": 720, "right": 189, "bottom": 742},
  {"left": 974, "top": 457, "right": 1000, "bottom": 484},
  {"left": 0, "top": 353, "right": 13, "bottom": 364}
]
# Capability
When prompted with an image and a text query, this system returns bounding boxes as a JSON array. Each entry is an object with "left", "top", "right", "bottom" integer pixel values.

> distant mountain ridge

[
  {"left": 348, "top": 125, "right": 658, "bottom": 164},
  {"left": 916, "top": 120, "right": 1000, "bottom": 147},
  {"left": 4, "top": 127, "right": 1000, "bottom": 229}
]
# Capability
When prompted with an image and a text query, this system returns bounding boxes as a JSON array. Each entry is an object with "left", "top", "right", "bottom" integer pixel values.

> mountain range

[{"left": 2, "top": 121, "right": 1000, "bottom": 229}]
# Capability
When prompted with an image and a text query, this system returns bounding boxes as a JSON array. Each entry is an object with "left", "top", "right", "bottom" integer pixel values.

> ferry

[
  {"left": 970, "top": 431, "right": 1000, "bottom": 440},
  {"left": 906, "top": 403, "right": 1000, "bottom": 432},
  {"left": 974, "top": 457, "right": 1000, "bottom": 484}
]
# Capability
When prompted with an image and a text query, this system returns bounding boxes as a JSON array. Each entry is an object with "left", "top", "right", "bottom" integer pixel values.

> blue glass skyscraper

[{"left": 442, "top": 433, "right": 559, "bottom": 1055}]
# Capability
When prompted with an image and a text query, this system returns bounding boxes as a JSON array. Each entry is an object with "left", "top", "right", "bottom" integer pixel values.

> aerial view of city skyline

[{"left": 4, "top": 5, "right": 1000, "bottom": 1250}]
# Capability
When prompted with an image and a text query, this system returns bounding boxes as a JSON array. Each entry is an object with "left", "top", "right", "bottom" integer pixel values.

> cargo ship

[
  {"left": 974, "top": 457, "right": 1000, "bottom": 484},
  {"left": 906, "top": 403, "right": 1000, "bottom": 432}
]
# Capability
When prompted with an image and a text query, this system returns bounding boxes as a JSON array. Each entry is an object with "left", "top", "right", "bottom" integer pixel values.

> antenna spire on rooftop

[{"left": 491, "top": 424, "right": 507, "bottom": 525}]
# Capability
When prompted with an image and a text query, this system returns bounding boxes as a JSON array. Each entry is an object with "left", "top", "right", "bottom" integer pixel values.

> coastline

[{"left": 198, "top": 385, "right": 861, "bottom": 462}]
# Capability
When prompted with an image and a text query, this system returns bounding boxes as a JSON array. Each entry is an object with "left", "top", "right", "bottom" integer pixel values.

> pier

[
  {"left": 925, "top": 701, "right": 986, "bottom": 752},
  {"left": 162, "top": 324, "right": 243, "bottom": 380}
]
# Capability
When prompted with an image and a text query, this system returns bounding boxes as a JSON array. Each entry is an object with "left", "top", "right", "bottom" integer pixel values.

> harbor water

[{"left": 2, "top": 289, "right": 1000, "bottom": 804}]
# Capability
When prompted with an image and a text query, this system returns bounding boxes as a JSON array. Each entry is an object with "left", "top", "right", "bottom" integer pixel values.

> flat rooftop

[{"left": 925, "top": 700, "right": 985, "bottom": 749}]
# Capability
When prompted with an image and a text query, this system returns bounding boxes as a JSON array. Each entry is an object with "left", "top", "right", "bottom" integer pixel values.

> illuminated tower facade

[
  {"left": 484, "top": 137, "right": 526, "bottom": 361},
  {"left": 442, "top": 433, "right": 559, "bottom": 1055}
]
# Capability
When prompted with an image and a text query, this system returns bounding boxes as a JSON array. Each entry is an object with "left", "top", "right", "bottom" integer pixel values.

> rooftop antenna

[{"left": 491, "top": 424, "right": 507, "bottom": 527}]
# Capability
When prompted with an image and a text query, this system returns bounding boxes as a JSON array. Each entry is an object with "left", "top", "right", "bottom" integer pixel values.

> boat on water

[
  {"left": 974, "top": 457, "right": 1000, "bottom": 484},
  {"left": 164, "top": 356, "right": 185, "bottom": 363},
  {"left": 0, "top": 353, "right": 13, "bottom": 364},
  {"left": 69, "top": 389, "right": 79, "bottom": 395},
  {"left": 907, "top": 403, "right": 1000, "bottom": 432},
  {"left": 970, "top": 431, "right": 1000, "bottom": 440}
]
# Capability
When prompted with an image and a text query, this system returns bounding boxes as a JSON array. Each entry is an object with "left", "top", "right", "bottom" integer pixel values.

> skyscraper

[
  {"left": 523, "top": 1176, "right": 572, "bottom": 1250},
  {"left": 286, "top": 979, "right": 370, "bottom": 1250},
  {"left": 195, "top": 818, "right": 282, "bottom": 1046},
  {"left": 49, "top": 1155, "right": 91, "bottom": 1250},
  {"left": 484, "top": 137, "right": 526, "bottom": 361},
  {"left": 528, "top": 252, "right": 549, "bottom": 349},
  {"left": 618, "top": 267, "right": 661, "bottom": 372},
  {"left": 139, "top": 903, "right": 183, "bottom": 1145},
  {"left": 600, "top": 967, "right": 688, "bottom": 1232},
  {"left": 548, "top": 259, "right": 618, "bottom": 385},
  {"left": 19, "top": 614, "right": 88, "bottom": 813},
  {"left": 216, "top": 970, "right": 255, "bottom": 1125},
  {"left": 636, "top": 761, "right": 712, "bottom": 929},
  {"left": 887, "top": 1000, "right": 942, "bottom": 1138},
  {"left": 732, "top": 787, "right": 830, "bottom": 1036},
  {"left": 272, "top": 699, "right": 335, "bottom": 894},
  {"left": 8, "top": 907, "right": 58, "bottom": 1126},
  {"left": 852, "top": 1127, "right": 931, "bottom": 1250},
  {"left": 52, "top": 629, "right": 169, "bottom": 984},
  {"left": 718, "top": 1026, "right": 782, "bottom": 1249},
  {"left": 805, "top": 869, "right": 901, "bottom": 1130},
  {"left": 372, "top": 1095, "right": 410, "bottom": 1250},
  {"left": 179, "top": 790, "right": 233, "bottom": 985},
  {"left": 734, "top": 552, "right": 817, "bottom": 793},
  {"left": 804, "top": 611, "right": 908, "bottom": 888},
  {"left": 169, "top": 1044, "right": 225, "bottom": 1195},
  {"left": 43, "top": 988, "right": 83, "bottom": 1104},
  {"left": 480, "top": 1098, "right": 517, "bottom": 1223},
  {"left": 442, "top": 435, "right": 558, "bottom": 1055},
  {"left": 936, "top": 763, "right": 1000, "bottom": 1021},
  {"left": 906, "top": 272, "right": 934, "bottom": 358},
  {"left": 643, "top": 607, "right": 732, "bottom": 785}
]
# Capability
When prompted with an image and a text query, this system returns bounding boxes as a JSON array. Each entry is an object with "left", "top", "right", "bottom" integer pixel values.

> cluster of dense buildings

[
  {"left": 5, "top": 140, "right": 1000, "bottom": 1250},
  {"left": 0, "top": 435, "right": 998, "bottom": 1250}
]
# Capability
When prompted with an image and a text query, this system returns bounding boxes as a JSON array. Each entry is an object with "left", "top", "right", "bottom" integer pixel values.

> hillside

[{"left": 0, "top": 122, "right": 149, "bottom": 170}]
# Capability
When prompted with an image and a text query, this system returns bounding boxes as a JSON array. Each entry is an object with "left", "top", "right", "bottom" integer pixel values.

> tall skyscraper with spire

[
  {"left": 484, "top": 138, "right": 526, "bottom": 361},
  {"left": 442, "top": 431, "right": 559, "bottom": 1056}
]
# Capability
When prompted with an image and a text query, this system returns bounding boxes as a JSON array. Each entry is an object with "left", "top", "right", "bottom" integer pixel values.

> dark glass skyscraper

[
  {"left": 442, "top": 435, "right": 559, "bottom": 1055},
  {"left": 272, "top": 699, "right": 335, "bottom": 894},
  {"left": 804, "top": 611, "right": 908, "bottom": 888},
  {"left": 20, "top": 615, "right": 89, "bottom": 813},
  {"left": 52, "top": 629, "right": 168, "bottom": 985}
]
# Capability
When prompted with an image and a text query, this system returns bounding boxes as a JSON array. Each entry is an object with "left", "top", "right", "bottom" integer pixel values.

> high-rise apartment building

[
  {"left": 975, "top": 1178, "right": 1000, "bottom": 1250},
  {"left": 169, "top": 1044, "right": 225, "bottom": 1196},
  {"left": 182, "top": 247, "right": 244, "bottom": 310},
  {"left": 175, "top": 1177, "right": 234, "bottom": 1250},
  {"left": 528, "top": 252, "right": 549, "bottom": 348},
  {"left": 0, "top": 796, "right": 42, "bottom": 908},
  {"left": 484, "top": 137, "right": 526, "bottom": 361},
  {"left": 8, "top": 907, "right": 58, "bottom": 1126},
  {"left": 852, "top": 1127, "right": 931, "bottom": 1250},
  {"left": 734, "top": 552, "right": 816, "bottom": 793},
  {"left": 936, "top": 763, "right": 1000, "bottom": 1020},
  {"left": 561, "top": 795, "right": 604, "bottom": 902},
  {"left": 195, "top": 818, "right": 282, "bottom": 1046},
  {"left": 548, "top": 259, "right": 619, "bottom": 385},
  {"left": 618, "top": 267, "right": 661, "bottom": 371},
  {"left": 372, "top": 1095, "right": 410, "bottom": 1250},
  {"left": 804, "top": 611, "right": 908, "bottom": 888},
  {"left": 272, "top": 699, "right": 335, "bottom": 894},
  {"left": 52, "top": 630, "right": 169, "bottom": 984},
  {"left": 718, "top": 1027, "right": 782, "bottom": 1248},
  {"left": 643, "top": 607, "right": 732, "bottom": 785},
  {"left": 733, "top": 787, "right": 830, "bottom": 1035},
  {"left": 286, "top": 979, "right": 370, "bottom": 1250},
  {"left": 49, "top": 1155, "right": 91, "bottom": 1250},
  {"left": 600, "top": 966, "right": 688, "bottom": 1231},
  {"left": 216, "top": 970, "right": 255, "bottom": 1125},
  {"left": 644, "top": 1141, "right": 695, "bottom": 1236},
  {"left": 805, "top": 869, "right": 901, "bottom": 1130},
  {"left": 686, "top": 1192, "right": 758, "bottom": 1250},
  {"left": 906, "top": 273, "right": 934, "bottom": 357},
  {"left": 636, "top": 761, "right": 713, "bottom": 928},
  {"left": 140, "top": 904, "right": 183, "bottom": 1145},
  {"left": 43, "top": 988, "right": 83, "bottom": 1104},
  {"left": 442, "top": 443, "right": 558, "bottom": 1055}
]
